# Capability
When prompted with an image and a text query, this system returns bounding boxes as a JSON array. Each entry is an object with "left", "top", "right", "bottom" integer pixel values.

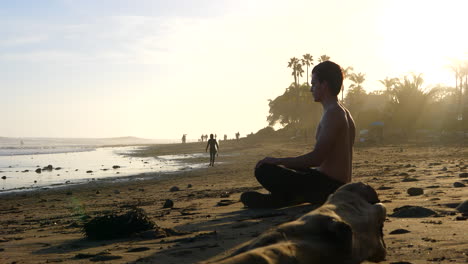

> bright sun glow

[{"left": 377, "top": 0, "right": 468, "bottom": 86}]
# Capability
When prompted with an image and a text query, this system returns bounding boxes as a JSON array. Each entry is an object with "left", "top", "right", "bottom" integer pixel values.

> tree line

[{"left": 265, "top": 54, "right": 468, "bottom": 141}]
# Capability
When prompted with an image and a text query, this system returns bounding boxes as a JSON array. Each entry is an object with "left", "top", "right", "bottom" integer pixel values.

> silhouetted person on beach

[
  {"left": 241, "top": 61, "right": 356, "bottom": 208},
  {"left": 205, "top": 134, "right": 219, "bottom": 167},
  {"left": 181, "top": 134, "right": 186, "bottom": 144},
  {"left": 235, "top": 132, "right": 240, "bottom": 141}
]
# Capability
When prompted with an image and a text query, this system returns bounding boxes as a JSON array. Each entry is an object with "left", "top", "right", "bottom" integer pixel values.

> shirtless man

[
  {"left": 241, "top": 61, "right": 356, "bottom": 208},
  {"left": 206, "top": 134, "right": 219, "bottom": 167}
]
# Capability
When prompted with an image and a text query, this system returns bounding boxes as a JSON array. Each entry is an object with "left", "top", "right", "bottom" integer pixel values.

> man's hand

[{"left": 255, "top": 157, "right": 281, "bottom": 169}]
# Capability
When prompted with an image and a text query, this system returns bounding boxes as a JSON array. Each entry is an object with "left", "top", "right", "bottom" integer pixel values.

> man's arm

[{"left": 257, "top": 109, "right": 345, "bottom": 170}]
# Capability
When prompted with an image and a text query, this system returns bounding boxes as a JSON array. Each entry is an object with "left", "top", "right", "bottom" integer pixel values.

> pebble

[
  {"left": 389, "top": 229, "right": 411, "bottom": 234},
  {"left": 453, "top": 182, "right": 466, "bottom": 188},
  {"left": 170, "top": 186, "right": 180, "bottom": 192},
  {"left": 127, "top": 247, "right": 150, "bottom": 252},
  {"left": 377, "top": 186, "right": 393, "bottom": 190},
  {"left": 407, "top": 187, "right": 424, "bottom": 196},
  {"left": 459, "top": 172, "right": 468, "bottom": 178},
  {"left": 455, "top": 200, "right": 468, "bottom": 214},
  {"left": 402, "top": 177, "right": 419, "bottom": 182},
  {"left": 163, "top": 199, "right": 174, "bottom": 208},
  {"left": 391, "top": 205, "right": 437, "bottom": 218}
]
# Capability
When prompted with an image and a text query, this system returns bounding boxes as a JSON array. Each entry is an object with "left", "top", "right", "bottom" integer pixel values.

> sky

[{"left": 1, "top": 0, "right": 467, "bottom": 140}]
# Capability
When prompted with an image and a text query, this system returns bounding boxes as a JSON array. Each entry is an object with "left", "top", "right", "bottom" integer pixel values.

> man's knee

[{"left": 254, "top": 163, "right": 281, "bottom": 181}]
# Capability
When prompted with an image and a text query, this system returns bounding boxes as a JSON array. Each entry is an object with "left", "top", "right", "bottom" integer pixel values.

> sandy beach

[{"left": 1, "top": 139, "right": 467, "bottom": 264}]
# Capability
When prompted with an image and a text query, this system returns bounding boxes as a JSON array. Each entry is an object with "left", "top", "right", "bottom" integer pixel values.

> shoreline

[
  {"left": 0, "top": 144, "right": 211, "bottom": 194},
  {"left": 0, "top": 139, "right": 467, "bottom": 264}
]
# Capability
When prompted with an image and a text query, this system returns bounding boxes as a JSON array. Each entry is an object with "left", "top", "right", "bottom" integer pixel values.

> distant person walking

[
  {"left": 181, "top": 134, "right": 187, "bottom": 144},
  {"left": 205, "top": 134, "right": 219, "bottom": 167},
  {"left": 235, "top": 132, "right": 240, "bottom": 141}
]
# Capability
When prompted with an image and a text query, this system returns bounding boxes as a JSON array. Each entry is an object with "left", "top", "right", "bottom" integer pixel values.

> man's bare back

[{"left": 316, "top": 102, "right": 355, "bottom": 183}]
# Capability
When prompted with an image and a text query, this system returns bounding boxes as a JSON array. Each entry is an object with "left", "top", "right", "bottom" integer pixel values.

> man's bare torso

[{"left": 316, "top": 103, "right": 355, "bottom": 183}]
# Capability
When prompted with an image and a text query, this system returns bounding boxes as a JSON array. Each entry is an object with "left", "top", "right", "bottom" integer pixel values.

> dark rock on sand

[
  {"left": 187, "top": 184, "right": 192, "bottom": 188},
  {"left": 443, "top": 203, "right": 460, "bottom": 209},
  {"left": 399, "top": 172, "right": 409, "bottom": 176},
  {"left": 86, "top": 170, "right": 93, "bottom": 173},
  {"left": 163, "top": 199, "right": 174, "bottom": 209},
  {"left": 170, "top": 186, "right": 180, "bottom": 192},
  {"left": 217, "top": 199, "right": 236, "bottom": 206},
  {"left": 127, "top": 247, "right": 150, "bottom": 252},
  {"left": 377, "top": 186, "right": 393, "bottom": 190},
  {"left": 112, "top": 165, "right": 121, "bottom": 169},
  {"left": 453, "top": 182, "right": 466, "bottom": 188},
  {"left": 35, "top": 168, "right": 42, "bottom": 173},
  {"left": 74, "top": 253, "right": 96, "bottom": 259},
  {"left": 391, "top": 205, "right": 437, "bottom": 218},
  {"left": 1, "top": 176, "right": 6, "bottom": 180},
  {"left": 455, "top": 200, "right": 468, "bottom": 214},
  {"left": 90, "top": 255, "right": 123, "bottom": 262},
  {"left": 459, "top": 172, "right": 468, "bottom": 178},
  {"left": 402, "top": 177, "right": 419, "bottom": 182},
  {"left": 389, "top": 228, "right": 411, "bottom": 235},
  {"left": 407, "top": 187, "right": 424, "bottom": 196},
  {"left": 455, "top": 216, "right": 467, "bottom": 221},
  {"left": 43, "top": 165, "right": 53, "bottom": 171}
]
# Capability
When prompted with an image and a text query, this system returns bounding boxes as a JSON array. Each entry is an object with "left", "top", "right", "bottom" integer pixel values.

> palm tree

[
  {"left": 301, "top": 54, "right": 314, "bottom": 84},
  {"left": 287, "top": 57, "right": 300, "bottom": 86},
  {"left": 379, "top": 77, "right": 399, "bottom": 101},
  {"left": 379, "top": 77, "right": 399, "bottom": 91},
  {"left": 341, "top": 66, "right": 354, "bottom": 102},
  {"left": 295, "top": 63, "right": 304, "bottom": 85},
  {"left": 318, "top": 54, "right": 330, "bottom": 63},
  {"left": 348, "top": 72, "right": 366, "bottom": 90}
]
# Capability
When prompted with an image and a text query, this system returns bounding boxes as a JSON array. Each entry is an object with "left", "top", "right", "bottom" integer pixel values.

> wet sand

[{"left": 0, "top": 139, "right": 467, "bottom": 264}]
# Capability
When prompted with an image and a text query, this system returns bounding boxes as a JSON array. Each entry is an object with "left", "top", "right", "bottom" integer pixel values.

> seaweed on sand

[{"left": 83, "top": 207, "right": 155, "bottom": 240}]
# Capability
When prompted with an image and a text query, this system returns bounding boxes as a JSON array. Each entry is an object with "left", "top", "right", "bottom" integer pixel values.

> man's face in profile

[{"left": 310, "top": 73, "right": 322, "bottom": 102}]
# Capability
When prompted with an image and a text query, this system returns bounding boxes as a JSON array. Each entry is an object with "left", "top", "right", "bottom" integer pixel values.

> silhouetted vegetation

[{"left": 263, "top": 54, "right": 468, "bottom": 143}]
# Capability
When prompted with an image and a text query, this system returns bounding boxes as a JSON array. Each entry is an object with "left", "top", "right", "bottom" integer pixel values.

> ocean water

[{"left": 0, "top": 145, "right": 208, "bottom": 193}]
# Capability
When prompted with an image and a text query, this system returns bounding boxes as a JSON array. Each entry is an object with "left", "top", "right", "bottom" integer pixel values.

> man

[
  {"left": 241, "top": 61, "right": 356, "bottom": 208},
  {"left": 206, "top": 134, "right": 219, "bottom": 167}
]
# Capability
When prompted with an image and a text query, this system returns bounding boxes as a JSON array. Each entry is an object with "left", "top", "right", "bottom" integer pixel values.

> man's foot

[{"left": 240, "top": 191, "right": 288, "bottom": 209}]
